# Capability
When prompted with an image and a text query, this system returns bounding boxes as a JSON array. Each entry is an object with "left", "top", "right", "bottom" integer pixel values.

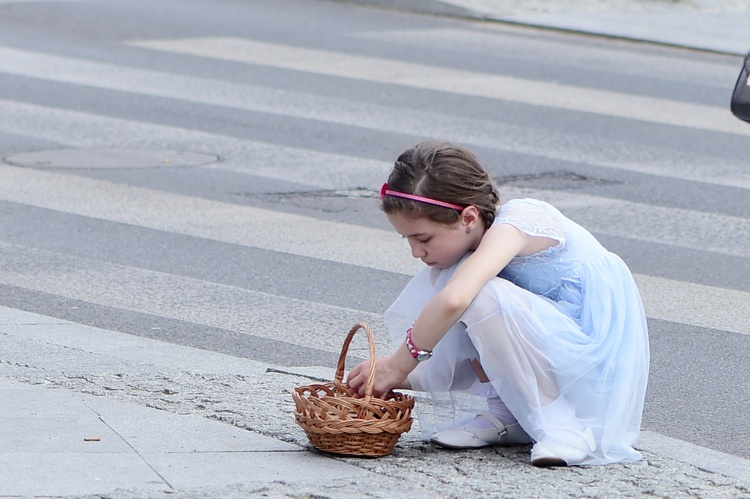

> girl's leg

[
  {"left": 462, "top": 284, "right": 560, "bottom": 408},
  {"left": 428, "top": 359, "right": 531, "bottom": 449},
  {"left": 461, "top": 280, "right": 596, "bottom": 466},
  {"left": 470, "top": 360, "right": 517, "bottom": 426}
]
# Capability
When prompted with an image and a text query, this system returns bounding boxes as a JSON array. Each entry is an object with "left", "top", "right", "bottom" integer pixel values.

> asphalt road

[{"left": 1, "top": 0, "right": 748, "bottom": 462}]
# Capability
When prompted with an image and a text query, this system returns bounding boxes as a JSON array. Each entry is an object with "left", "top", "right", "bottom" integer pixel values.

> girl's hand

[{"left": 346, "top": 355, "right": 410, "bottom": 398}]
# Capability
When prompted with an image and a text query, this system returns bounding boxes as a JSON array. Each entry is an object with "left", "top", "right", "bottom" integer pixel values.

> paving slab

[
  {"left": 0, "top": 384, "right": 376, "bottom": 497},
  {"left": 496, "top": 12, "right": 750, "bottom": 55},
  {"left": 0, "top": 453, "right": 168, "bottom": 497}
]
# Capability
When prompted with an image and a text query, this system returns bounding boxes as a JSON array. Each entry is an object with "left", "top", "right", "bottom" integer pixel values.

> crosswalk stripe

[
  {"left": 2, "top": 140, "right": 748, "bottom": 260},
  {"left": 0, "top": 162, "right": 418, "bottom": 275},
  {"left": 0, "top": 100, "right": 388, "bottom": 190},
  {"left": 3, "top": 163, "right": 748, "bottom": 267},
  {"left": 0, "top": 306, "right": 272, "bottom": 377},
  {"left": 127, "top": 37, "right": 750, "bottom": 138},
  {"left": 635, "top": 275, "right": 750, "bottom": 335},
  {"left": 0, "top": 49, "right": 748, "bottom": 189},
  {"left": 354, "top": 28, "right": 739, "bottom": 87},
  {"left": 0, "top": 163, "right": 420, "bottom": 274},
  {"left": 4, "top": 96, "right": 748, "bottom": 202},
  {"left": 537, "top": 190, "right": 750, "bottom": 259},
  {"left": 1, "top": 164, "right": 748, "bottom": 335},
  {"left": 0, "top": 242, "right": 386, "bottom": 357}
]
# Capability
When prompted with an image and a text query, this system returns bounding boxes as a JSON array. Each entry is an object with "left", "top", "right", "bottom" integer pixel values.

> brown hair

[{"left": 382, "top": 141, "right": 500, "bottom": 227}]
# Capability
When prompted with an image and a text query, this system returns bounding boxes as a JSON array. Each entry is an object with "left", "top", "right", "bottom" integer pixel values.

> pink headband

[{"left": 380, "top": 183, "right": 465, "bottom": 211}]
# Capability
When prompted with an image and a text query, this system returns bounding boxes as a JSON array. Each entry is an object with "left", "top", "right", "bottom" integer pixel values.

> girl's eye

[{"left": 418, "top": 238, "right": 431, "bottom": 244}]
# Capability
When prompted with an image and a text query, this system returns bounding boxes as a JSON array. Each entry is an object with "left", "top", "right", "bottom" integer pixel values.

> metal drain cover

[{"left": 3, "top": 148, "right": 219, "bottom": 170}]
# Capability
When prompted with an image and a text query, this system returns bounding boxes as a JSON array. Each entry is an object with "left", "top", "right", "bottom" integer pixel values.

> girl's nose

[{"left": 410, "top": 242, "right": 426, "bottom": 259}]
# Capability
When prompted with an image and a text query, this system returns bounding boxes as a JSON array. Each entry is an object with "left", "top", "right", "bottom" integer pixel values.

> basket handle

[{"left": 335, "top": 322, "right": 377, "bottom": 400}]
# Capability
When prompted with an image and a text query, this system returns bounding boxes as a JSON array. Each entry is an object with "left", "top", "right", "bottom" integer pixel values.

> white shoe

[
  {"left": 430, "top": 411, "right": 532, "bottom": 449},
  {"left": 530, "top": 427, "right": 596, "bottom": 467}
]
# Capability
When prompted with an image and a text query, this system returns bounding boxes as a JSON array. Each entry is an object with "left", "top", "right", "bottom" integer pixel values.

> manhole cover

[
  {"left": 3, "top": 148, "right": 219, "bottom": 170},
  {"left": 496, "top": 171, "right": 619, "bottom": 190}
]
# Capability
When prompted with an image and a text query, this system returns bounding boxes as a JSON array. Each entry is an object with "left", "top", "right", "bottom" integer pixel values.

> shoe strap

[{"left": 476, "top": 411, "right": 508, "bottom": 436}]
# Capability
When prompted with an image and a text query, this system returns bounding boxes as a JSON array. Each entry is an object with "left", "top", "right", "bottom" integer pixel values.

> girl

[{"left": 346, "top": 141, "right": 649, "bottom": 467}]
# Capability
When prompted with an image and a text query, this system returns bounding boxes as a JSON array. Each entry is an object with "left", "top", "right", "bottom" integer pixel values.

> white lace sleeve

[{"left": 493, "top": 199, "right": 566, "bottom": 244}]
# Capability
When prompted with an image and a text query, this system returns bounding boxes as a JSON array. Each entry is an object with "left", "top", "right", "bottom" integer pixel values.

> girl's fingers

[{"left": 345, "top": 364, "right": 360, "bottom": 385}]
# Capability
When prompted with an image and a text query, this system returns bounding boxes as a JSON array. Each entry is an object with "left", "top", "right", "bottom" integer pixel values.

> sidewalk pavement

[
  {"left": 1, "top": 378, "right": 372, "bottom": 497},
  {"left": 377, "top": 0, "right": 750, "bottom": 56},
  {"left": 3, "top": 3, "right": 750, "bottom": 497}
]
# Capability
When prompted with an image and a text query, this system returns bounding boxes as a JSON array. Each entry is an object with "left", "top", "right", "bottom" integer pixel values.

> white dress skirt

[{"left": 385, "top": 199, "right": 650, "bottom": 465}]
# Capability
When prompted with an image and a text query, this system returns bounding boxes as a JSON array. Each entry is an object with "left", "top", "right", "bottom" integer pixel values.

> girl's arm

[
  {"left": 402, "top": 222, "right": 533, "bottom": 355},
  {"left": 348, "top": 222, "right": 555, "bottom": 397}
]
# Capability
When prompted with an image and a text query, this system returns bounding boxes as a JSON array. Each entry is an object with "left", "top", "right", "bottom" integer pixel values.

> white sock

[{"left": 468, "top": 382, "right": 518, "bottom": 429}]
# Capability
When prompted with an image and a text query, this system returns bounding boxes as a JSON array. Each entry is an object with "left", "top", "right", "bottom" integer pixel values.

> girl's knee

[{"left": 461, "top": 278, "right": 531, "bottom": 327}]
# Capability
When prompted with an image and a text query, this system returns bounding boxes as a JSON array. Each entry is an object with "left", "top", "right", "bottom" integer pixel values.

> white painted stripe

[
  {"left": 0, "top": 306, "right": 271, "bottom": 376},
  {"left": 635, "top": 275, "right": 750, "bottom": 335},
  {"left": 354, "top": 28, "right": 740, "bottom": 87},
  {"left": 3, "top": 163, "right": 749, "bottom": 268},
  {"left": 127, "top": 37, "right": 750, "bottom": 137},
  {"left": 0, "top": 164, "right": 420, "bottom": 275},
  {"left": 0, "top": 242, "right": 387, "bottom": 357},
  {"left": 0, "top": 51, "right": 749, "bottom": 189},
  {"left": 2, "top": 161, "right": 748, "bottom": 261},
  {"left": 0, "top": 100, "right": 388, "bottom": 190},
  {"left": 1, "top": 164, "right": 748, "bottom": 335},
  {"left": 538, "top": 190, "right": 750, "bottom": 259}
]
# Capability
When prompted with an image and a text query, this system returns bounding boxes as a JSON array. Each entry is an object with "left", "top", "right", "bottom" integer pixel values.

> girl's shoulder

[
  {"left": 496, "top": 198, "right": 555, "bottom": 218},
  {"left": 494, "top": 198, "right": 565, "bottom": 243}
]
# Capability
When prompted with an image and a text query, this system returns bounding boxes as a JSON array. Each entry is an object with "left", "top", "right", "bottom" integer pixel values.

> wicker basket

[{"left": 292, "top": 322, "right": 414, "bottom": 457}]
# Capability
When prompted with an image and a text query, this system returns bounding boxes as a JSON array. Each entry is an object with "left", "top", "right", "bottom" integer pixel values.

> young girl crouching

[{"left": 346, "top": 141, "right": 649, "bottom": 467}]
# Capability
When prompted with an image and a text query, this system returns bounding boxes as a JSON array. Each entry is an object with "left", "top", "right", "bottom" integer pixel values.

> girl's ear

[{"left": 460, "top": 206, "right": 480, "bottom": 231}]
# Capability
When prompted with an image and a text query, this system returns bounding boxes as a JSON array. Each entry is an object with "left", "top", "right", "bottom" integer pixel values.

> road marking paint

[
  {"left": 0, "top": 100, "right": 388, "bottom": 189},
  {"left": 127, "top": 37, "right": 750, "bottom": 137},
  {"left": 0, "top": 242, "right": 386, "bottom": 357},
  {"left": 1, "top": 48, "right": 749, "bottom": 189},
  {"left": 354, "top": 27, "right": 740, "bottom": 87},
  {"left": 0, "top": 306, "right": 271, "bottom": 376},
  {"left": 635, "top": 275, "right": 750, "bottom": 335},
  {"left": 0, "top": 163, "right": 419, "bottom": 274},
  {"left": 1, "top": 165, "right": 748, "bottom": 335}
]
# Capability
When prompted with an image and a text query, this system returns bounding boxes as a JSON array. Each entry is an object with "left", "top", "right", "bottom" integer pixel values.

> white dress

[{"left": 385, "top": 199, "right": 650, "bottom": 465}]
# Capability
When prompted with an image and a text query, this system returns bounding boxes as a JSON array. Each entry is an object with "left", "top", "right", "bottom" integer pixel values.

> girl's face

[{"left": 387, "top": 210, "right": 482, "bottom": 269}]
